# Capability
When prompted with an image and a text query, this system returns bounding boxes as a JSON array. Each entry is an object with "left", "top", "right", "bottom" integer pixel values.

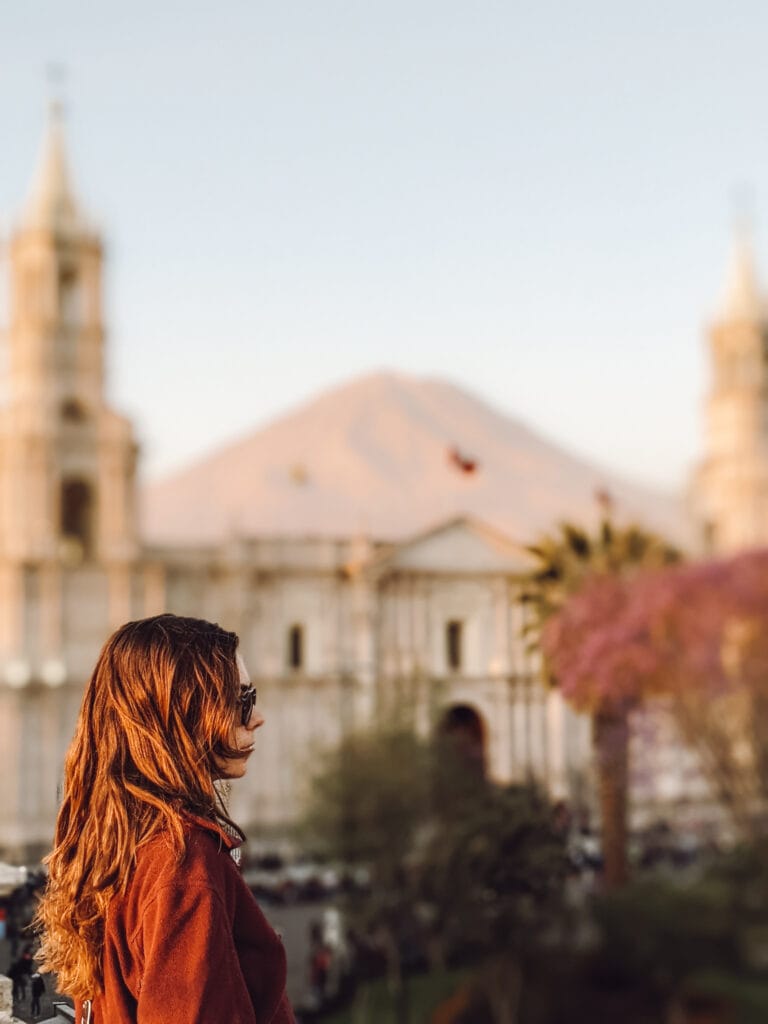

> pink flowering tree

[
  {"left": 541, "top": 571, "right": 661, "bottom": 888},
  {"left": 542, "top": 549, "right": 768, "bottom": 858},
  {"left": 521, "top": 518, "right": 680, "bottom": 887}
]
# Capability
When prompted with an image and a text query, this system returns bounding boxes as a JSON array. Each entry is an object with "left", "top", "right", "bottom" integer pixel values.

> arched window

[
  {"left": 446, "top": 620, "right": 463, "bottom": 671},
  {"left": 59, "top": 266, "right": 81, "bottom": 329},
  {"left": 61, "top": 398, "right": 87, "bottom": 423},
  {"left": 287, "top": 624, "right": 304, "bottom": 671},
  {"left": 60, "top": 478, "right": 94, "bottom": 560}
]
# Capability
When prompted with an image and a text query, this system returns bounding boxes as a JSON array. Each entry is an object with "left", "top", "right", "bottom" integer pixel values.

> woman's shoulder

[{"left": 133, "top": 817, "right": 237, "bottom": 895}]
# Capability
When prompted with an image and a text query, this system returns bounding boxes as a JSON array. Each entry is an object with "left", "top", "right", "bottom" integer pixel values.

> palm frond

[
  {"left": 600, "top": 519, "right": 614, "bottom": 550},
  {"left": 562, "top": 523, "right": 591, "bottom": 559}
]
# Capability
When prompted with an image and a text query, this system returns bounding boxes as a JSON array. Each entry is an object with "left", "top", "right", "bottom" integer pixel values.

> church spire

[
  {"left": 20, "top": 101, "right": 86, "bottom": 235},
  {"left": 718, "top": 227, "right": 764, "bottom": 323}
]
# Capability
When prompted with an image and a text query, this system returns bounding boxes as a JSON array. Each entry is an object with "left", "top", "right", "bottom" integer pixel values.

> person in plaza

[
  {"left": 19, "top": 945, "right": 34, "bottom": 983},
  {"left": 7, "top": 916, "right": 19, "bottom": 959},
  {"left": 30, "top": 971, "right": 45, "bottom": 1017},
  {"left": 308, "top": 920, "right": 332, "bottom": 1009},
  {"left": 34, "top": 613, "right": 295, "bottom": 1024},
  {"left": 8, "top": 957, "right": 27, "bottom": 1004}
]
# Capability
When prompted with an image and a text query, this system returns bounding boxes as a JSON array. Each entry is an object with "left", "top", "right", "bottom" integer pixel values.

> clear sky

[{"left": 1, "top": 1, "right": 765, "bottom": 490}]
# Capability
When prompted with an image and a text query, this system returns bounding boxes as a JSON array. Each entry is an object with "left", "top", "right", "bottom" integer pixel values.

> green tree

[
  {"left": 303, "top": 724, "right": 567, "bottom": 1024},
  {"left": 421, "top": 773, "right": 566, "bottom": 1023},
  {"left": 520, "top": 516, "right": 680, "bottom": 887},
  {"left": 303, "top": 725, "right": 433, "bottom": 1022}
]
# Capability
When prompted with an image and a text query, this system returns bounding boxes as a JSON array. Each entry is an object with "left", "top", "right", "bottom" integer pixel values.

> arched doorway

[
  {"left": 60, "top": 478, "right": 95, "bottom": 560},
  {"left": 439, "top": 703, "right": 487, "bottom": 778}
]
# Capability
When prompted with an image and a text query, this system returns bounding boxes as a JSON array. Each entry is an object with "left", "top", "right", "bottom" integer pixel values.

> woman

[{"left": 34, "top": 613, "right": 294, "bottom": 1024}]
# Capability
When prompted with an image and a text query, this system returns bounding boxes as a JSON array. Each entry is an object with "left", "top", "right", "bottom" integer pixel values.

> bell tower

[
  {"left": 0, "top": 103, "right": 138, "bottom": 564},
  {"left": 0, "top": 105, "right": 143, "bottom": 857},
  {"left": 691, "top": 232, "right": 768, "bottom": 552}
]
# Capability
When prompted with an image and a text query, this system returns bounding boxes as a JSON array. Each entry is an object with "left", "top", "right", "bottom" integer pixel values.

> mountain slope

[{"left": 141, "top": 372, "right": 686, "bottom": 546}]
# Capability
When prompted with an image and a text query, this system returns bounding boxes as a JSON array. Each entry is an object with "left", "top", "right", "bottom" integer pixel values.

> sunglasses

[{"left": 238, "top": 684, "right": 258, "bottom": 726}]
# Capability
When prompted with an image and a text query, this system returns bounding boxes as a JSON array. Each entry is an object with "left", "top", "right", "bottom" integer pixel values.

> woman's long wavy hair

[{"left": 34, "top": 613, "right": 245, "bottom": 1001}]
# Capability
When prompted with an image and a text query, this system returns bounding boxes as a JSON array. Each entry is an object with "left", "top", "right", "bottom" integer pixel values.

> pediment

[{"left": 369, "top": 516, "right": 531, "bottom": 576}]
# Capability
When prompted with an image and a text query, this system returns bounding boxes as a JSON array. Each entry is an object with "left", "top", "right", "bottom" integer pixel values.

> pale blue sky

[{"left": 1, "top": 1, "right": 765, "bottom": 489}]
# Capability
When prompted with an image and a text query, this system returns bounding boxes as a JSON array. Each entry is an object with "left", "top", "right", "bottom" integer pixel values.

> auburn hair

[{"left": 34, "top": 613, "right": 245, "bottom": 1001}]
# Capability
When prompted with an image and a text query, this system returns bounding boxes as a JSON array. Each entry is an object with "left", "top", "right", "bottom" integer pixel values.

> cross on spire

[
  {"left": 20, "top": 75, "right": 87, "bottom": 235},
  {"left": 45, "top": 62, "right": 68, "bottom": 110}
]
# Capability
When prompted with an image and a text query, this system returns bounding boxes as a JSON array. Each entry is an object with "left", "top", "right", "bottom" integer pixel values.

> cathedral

[
  {"left": 3, "top": 106, "right": 757, "bottom": 862},
  {"left": 0, "top": 110, "right": 596, "bottom": 861}
]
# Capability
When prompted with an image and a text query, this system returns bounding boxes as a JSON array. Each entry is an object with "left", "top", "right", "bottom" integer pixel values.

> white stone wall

[{"left": 0, "top": 525, "right": 594, "bottom": 855}]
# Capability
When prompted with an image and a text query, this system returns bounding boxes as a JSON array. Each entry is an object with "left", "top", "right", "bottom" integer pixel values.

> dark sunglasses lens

[{"left": 240, "top": 687, "right": 256, "bottom": 725}]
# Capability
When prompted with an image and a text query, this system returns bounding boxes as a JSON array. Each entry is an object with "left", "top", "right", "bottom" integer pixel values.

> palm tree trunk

[
  {"left": 477, "top": 955, "right": 523, "bottom": 1024},
  {"left": 593, "top": 703, "right": 630, "bottom": 888}
]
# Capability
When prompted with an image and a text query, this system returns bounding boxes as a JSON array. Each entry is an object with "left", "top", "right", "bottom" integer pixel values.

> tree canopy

[
  {"left": 540, "top": 548, "right": 768, "bottom": 836},
  {"left": 302, "top": 721, "right": 567, "bottom": 1000}
]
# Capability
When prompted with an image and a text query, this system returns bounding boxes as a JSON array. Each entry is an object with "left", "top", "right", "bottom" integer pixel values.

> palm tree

[{"left": 520, "top": 514, "right": 680, "bottom": 887}]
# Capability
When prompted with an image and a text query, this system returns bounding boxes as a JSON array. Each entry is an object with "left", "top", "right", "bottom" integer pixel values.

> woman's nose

[{"left": 247, "top": 709, "right": 265, "bottom": 731}]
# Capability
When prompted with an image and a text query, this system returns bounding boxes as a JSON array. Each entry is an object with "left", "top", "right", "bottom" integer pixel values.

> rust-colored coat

[{"left": 76, "top": 817, "right": 294, "bottom": 1023}]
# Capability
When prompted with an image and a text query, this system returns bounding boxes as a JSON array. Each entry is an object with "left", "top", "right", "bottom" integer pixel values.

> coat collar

[{"left": 182, "top": 811, "right": 244, "bottom": 850}]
